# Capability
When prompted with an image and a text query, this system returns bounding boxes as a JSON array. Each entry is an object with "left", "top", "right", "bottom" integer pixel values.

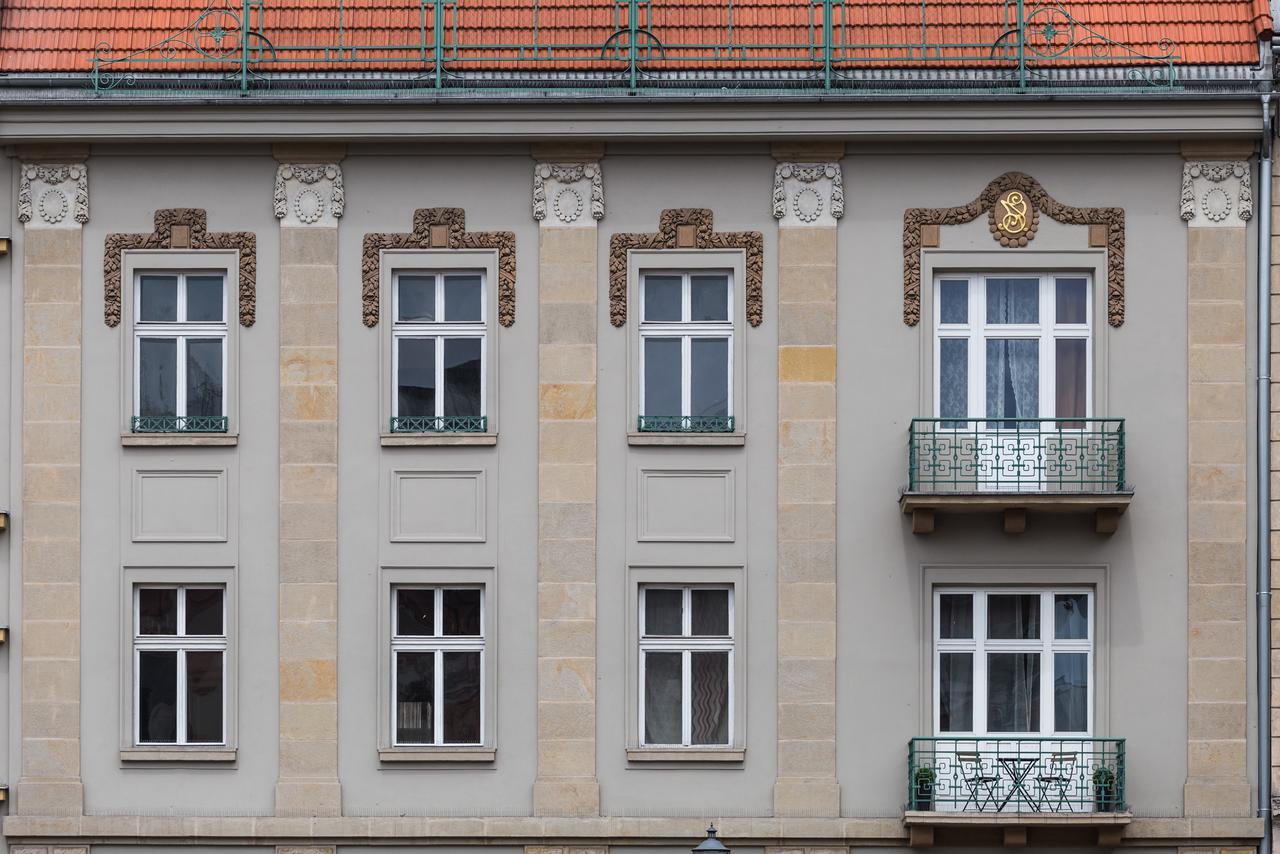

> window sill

[
  {"left": 378, "top": 747, "right": 496, "bottom": 763},
  {"left": 626, "top": 748, "right": 745, "bottom": 762},
  {"left": 627, "top": 433, "right": 745, "bottom": 447},
  {"left": 381, "top": 433, "right": 498, "bottom": 447},
  {"left": 120, "top": 748, "right": 237, "bottom": 763},
  {"left": 122, "top": 434, "right": 238, "bottom": 447}
]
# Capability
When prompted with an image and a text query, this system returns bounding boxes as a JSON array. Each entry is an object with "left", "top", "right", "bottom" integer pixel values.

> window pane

[
  {"left": 1054, "top": 594, "right": 1089, "bottom": 640},
  {"left": 397, "top": 275, "right": 435, "bottom": 322},
  {"left": 938, "top": 652, "right": 973, "bottom": 732},
  {"left": 396, "top": 589, "right": 435, "bottom": 636},
  {"left": 442, "top": 589, "right": 481, "bottom": 636},
  {"left": 644, "top": 275, "right": 682, "bottom": 322},
  {"left": 138, "top": 650, "right": 178, "bottom": 743},
  {"left": 643, "top": 337, "right": 681, "bottom": 416},
  {"left": 1055, "top": 339, "right": 1087, "bottom": 419},
  {"left": 987, "top": 594, "right": 1040, "bottom": 639},
  {"left": 643, "top": 651, "right": 682, "bottom": 745},
  {"left": 395, "top": 651, "right": 434, "bottom": 744},
  {"left": 444, "top": 275, "right": 483, "bottom": 322},
  {"left": 396, "top": 338, "right": 436, "bottom": 417},
  {"left": 139, "top": 338, "right": 177, "bottom": 417},
  {"left": 443, "top": 651, "right": 482, "bottom": 744},
  {"left": 644, "top": 589, "right": 683, "bottom": 636},
  {"left": 690, "top": 338, "right": 729, "bottom": 417},
  {"left": 1055, "top": 278, "right": 1088, "bottom": 324},
  {"left": 938, "top": 594, "right": 973, "bottom": 639},
  {"left": 690, "top": 275, "right": 729, "bottom": 322},
  {"left": 939, "top": 339, "right": 968, "bottom": 420},
  {"left": 185, "top": 338, "right": 223, "bottom": 418},
  {"left": 184, "top": 588, "right": 223, "bottom": 636},
  {"left": 186, "top": 275, "right": 224, "bottom": 323},
  {"left": 985, "top": 339, "right": 1039, "bottom": 423},
  {"left": 986, "top": 277, "right": 1039, "bottom": 324},
  {"left": 691, "top": 589, "right": 729, "bottom": 636},
  {"left": 442, "top": 338, "right": 482, "bottom": 417},
  {"left": 139, "top": 588, "right": 178, "bottom": 635},
  {"left": 185, "top": 650, "right": 224, "bottom": 744},
  {"left": 139, "top": 275, "right": 178, "bottom": 322},
  {"left": 691, "top": 651, "right": 729, "bottom": 745},
  {"left": 1054, "top": 652, "right": 1089, "bottom": 732},
  {"left": 939, "top": 279, "right": 968, "bottom": 324},
  {"left": 987, "top": 652, "right": 1041, "bottom": 733}
]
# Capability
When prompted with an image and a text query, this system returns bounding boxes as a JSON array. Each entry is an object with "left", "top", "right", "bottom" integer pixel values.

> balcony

[
  {"left": 905, "top": 737, "right": 1130, "bottom": 847},
  {"left": 899, "top": 418, "right": 1134, "bottom": 534}
]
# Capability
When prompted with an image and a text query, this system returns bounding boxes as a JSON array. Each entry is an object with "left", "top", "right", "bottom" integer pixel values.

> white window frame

[
  {"left": 637, "top": 271, "right": 734, "bottom": 419},
  {"left": 390, "top": 585, "right": 486, "bottom": 747},
  {"left": 390, "top": 270, "right": 488, "bottom": 421},
  {"left": 638, "top": 584, "right": 735, "bottom": 748},
  {"left": 131, "top": 270, "right": 229, "bottom": 420},
  {"left": 132, "top": 583, "right": 228, "bottom": 747},
  {"left": 932, "top": 587, "right": 1094, "bottom": 737},
  {"left": 932, "top": 273, "right": 1092, "bottom": 423}
]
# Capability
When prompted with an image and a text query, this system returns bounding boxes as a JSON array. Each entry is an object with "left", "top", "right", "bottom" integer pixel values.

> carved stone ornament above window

[
  {"left": 609, "top": 208, "right": 764, "bottom": 327},
  {"left": 18, "top": 163, "right": 89, "bottom": 229},
  {"left": 1180, "top": 161, "right": 1253, "bottom": 227},
  {"left": 903, "top": 172, "right": 1125, "bottom": 327},
  {"left": 103, "top": 209, "right": 257, "bottom": 328},
  {"left": 772, "top": 162, "right": 844, "bottom": 227},
  {"left": 362, "top": 208, "right": 516, "bottom": 328},
  {"left": 532, "top": 162, "right": 604, "bottom": 226}
]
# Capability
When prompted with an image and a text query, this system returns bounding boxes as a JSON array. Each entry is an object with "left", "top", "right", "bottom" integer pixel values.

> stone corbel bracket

[
  {"left": 362, "top": 208, "right": 516, "bottom": 328},
  {"left": 1180, "top": 161, "right": 1253, "bottom": 225},
  {"left": 103, "top": 209, "right": 257, "bottom": 327},
  {"left": 18, "top": 163, "right": 89, "bottom": 228},
  {"left": 532, "top": 162, "right": 604, "bottom": 225},
  {"left": 609, "top": 208, "right": 764, "bottom": 327},
  {"left": 903, "top": 172, "right": 1125, "bottom": 327}
]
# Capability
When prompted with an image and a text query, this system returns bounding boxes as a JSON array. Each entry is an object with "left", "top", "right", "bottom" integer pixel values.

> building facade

[{"left": 0, "top": 3, "right": 1274, "bottom": 854}]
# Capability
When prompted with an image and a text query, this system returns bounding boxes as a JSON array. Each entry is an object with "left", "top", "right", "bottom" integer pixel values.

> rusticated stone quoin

[
  {"left": 362, "top": 207, "right": 516, "bottom": 328},
  {"left": 609, "top": 208, "right": 764, "bottom": 328},
  {"left": 103, "top": 208, "right": 257, "bottom": 328},
  {"left": 902, "top": 172, "right": 1125, "bottom": 327}
]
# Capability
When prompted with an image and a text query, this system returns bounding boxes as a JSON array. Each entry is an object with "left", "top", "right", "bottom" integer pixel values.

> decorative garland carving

[
  {"left": 361, "top": 208, "right": 516, "bottom": 328},
  {"left": 608, "top": 209, "right": 764, "bottom": 327},
  {"left": 532, "top": 162, "right": 604, "bottom": 224},
  {"left": 771, "top": 162, "right": 844, "bottom": 223},
  {"left": 103, "top": 209, "right": 257, "bottom": 328},
  {"left": 18, "top": 164, "right": 89, "bottom": 226},
  {"left": 1179, "top": 161, "right": 1252, "bottom": 224},
  {"left": 903, "top": 172, "right": 1125, "bottom": 327},
  {"left": 273, "top": 163, "right": 345, "bottom": 224}
]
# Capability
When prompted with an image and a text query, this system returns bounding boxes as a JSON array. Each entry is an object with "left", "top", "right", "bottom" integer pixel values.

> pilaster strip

[
  {"left": 1183, "top": 158, "right": 1251, "bottom": 817},
  {"left": 16, "top": 161, "right": 87, "bottom": 816},
  {"left": 533, "top": 159, "right": 602, "bottom": 817},
  {"left": 773, "top": 161, "right": 841, "bottom": 817},
  {"left": 275, "top": 161, "right": 342, "bottom": 817}
]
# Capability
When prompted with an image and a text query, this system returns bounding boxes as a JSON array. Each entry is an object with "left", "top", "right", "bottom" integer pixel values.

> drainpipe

[{"left": 1258, "top": 90, "right": 1273, "bottom": 854}]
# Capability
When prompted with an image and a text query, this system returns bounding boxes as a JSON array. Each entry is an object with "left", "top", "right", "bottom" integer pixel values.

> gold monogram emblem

[
  {"left": 999, "top": 191, "right": 1029, "bottom": 234},
  {"left": 990, "top": 188, "right": 1039, "bottom": 247}
]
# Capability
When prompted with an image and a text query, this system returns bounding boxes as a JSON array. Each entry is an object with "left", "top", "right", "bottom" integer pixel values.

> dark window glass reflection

[
  {"left": 139, "top": 588, "right": 177, "bottom": 635},
  {"left": 395, "top": 651, "right": 434, "bottom": 744},
  {"left": 442, "top": 589, "right": 481, "bottom": 636},
  {"left": 987, "top": 594, "right": 1040, "bottom": 639},
  {"left": 690, "top": 651, "right": 729, "bottom": 745},
  {"left": 185, "top": 651, "right": 223, "bottom": 743},
  {"left": 444, "top": 275, "right": 482, "bottom": 322},
  {"left": 644, "top": 338, "right": 681, "bottom": 416},
  {"left": 443, "top": 651, "right": 482, "bottom": 743},
  {"left": 644, "top": 589, "right": 683, "bottom": 636},
  {"left": 185, "top": 338, "right": 223, "bottom": 417},
  {"left": 397, "top": 338, "right": 435, "bottom": 417},
  {"left": 1054, "top": 652, "right": 1089, "bottom": 732},
  {"left": 186, "top": 276, "right": 224, "bottom": 323},
  {"left": 398, "top": 275, "right": 435, "bottom": 322},
  {"left": 139, "top": 338, "right": 177, "bottom": 417},
  {"left": 1054, "top": 594, "right": 1089, "bottom": 640},
  {"left": 690, "top": 275, "right": 729, "bottom": 321},
  {"left": 690, "top": 338, "right": 728, "bottom": 417},
  {"left": 443, "top": 338, "right": 482, "bottom": 417},
  {"left": 987, "top": 652, "right": 1040, "bottom": 732},
  {"left": 138, "top": 650, "right": 177, "bottom": 743},
  {"left": 938, "top": 594, "right": 973, "bottom": 639},
  {"left": 644, "top": 276, "right": 682, "bottom": 322},
  {"left": 643, "top": 651, "right": 682, "bottom": 745},
  {"left": 184, "top": 588, "right": 223, "bottom": 635},
  {"left": 691, "top": 589, "right": 729, "bottom": 636},
  {"left": 939, "top": 652, "right": 973, "bottom": 732},
  {"left": 139, "top": 275, "right": 178, "bottom": 322},
  {"left": 396, "top": 589, "right": 435, "bottom": 636}
]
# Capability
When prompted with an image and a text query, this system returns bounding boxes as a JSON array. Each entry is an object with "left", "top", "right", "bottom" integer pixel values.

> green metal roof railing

[
  {"left": 907, "top": 417, "right": 1126, "bottom": 493},
  {"left": 908, "top": 737, "right": 1126, "bottom": 813},
  {"left": 86, "top": 0, "right": 1181, "bottom": 96}
]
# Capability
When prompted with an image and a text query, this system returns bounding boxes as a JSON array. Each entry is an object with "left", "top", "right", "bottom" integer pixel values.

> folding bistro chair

[
  {"left": 1035, "top": 752, "right": 1078, "bottom": 812},
  {"left": 957, "top": 751, "right": 1000, "bottom": 812}
]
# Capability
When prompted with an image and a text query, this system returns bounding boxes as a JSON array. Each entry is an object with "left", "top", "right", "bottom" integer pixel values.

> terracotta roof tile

[{"left": 0, "top": 0, "right": 1269, "bottom": 75}]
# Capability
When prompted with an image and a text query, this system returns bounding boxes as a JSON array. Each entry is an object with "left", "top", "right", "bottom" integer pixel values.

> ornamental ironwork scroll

[
  {"left": 361, "top": 208, "right": 516, "bottom": 328},
  {"left": 609, "top": 209, "right": 764, "bottom": 328},
  {"left": 103, "top": 209, "right": 257, "bottom": 328},
  {"left": 903, "top": 172, "right": 1125, "bottom": 327}
]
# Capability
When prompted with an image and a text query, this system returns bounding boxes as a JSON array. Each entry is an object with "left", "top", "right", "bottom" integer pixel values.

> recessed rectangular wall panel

[
  {"left": 391, "top": 470, "right": 486, "bottom": 543},
  {"left": 132, "top": 469, "right": 228, "bottom": 543},
  {"left": 638, "top": 468, "right": 735, "bottom": 542}
]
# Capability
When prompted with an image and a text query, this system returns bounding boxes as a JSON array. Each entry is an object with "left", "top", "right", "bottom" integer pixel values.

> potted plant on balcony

[
  {"left": 914, "top": 765, "right": 937, "bottom": 811},
  {"left": 1092, "top": 766, "right": 1116, "bottom": 812}
]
